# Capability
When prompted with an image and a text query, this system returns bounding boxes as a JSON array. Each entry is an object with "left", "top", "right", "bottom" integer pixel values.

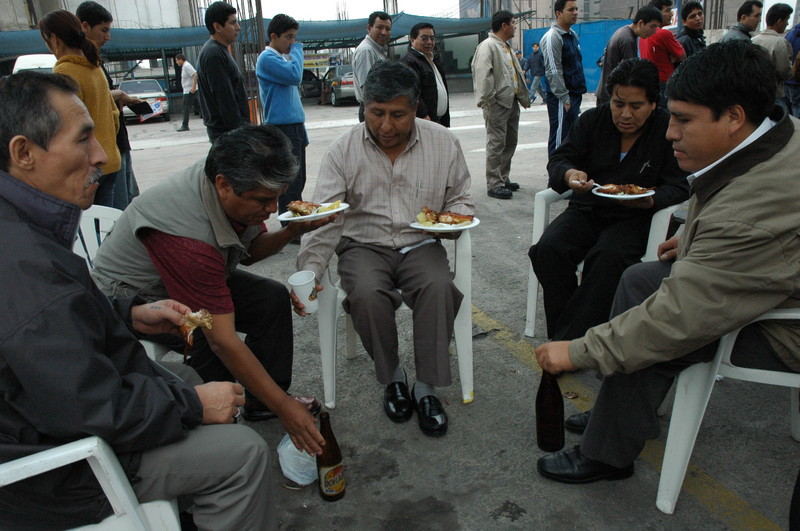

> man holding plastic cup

[
  {"left": 295, "top": 61, "right": 474, "bottom": 437},
  {"left": 90, "top": 124, "right": 338, "bottom": 455}
]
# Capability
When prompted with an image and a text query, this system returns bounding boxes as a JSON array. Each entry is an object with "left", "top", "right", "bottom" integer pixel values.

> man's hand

[
  {"left": 535, "top": 341, "right": 577, "bottom": 374},
  {"left": 564, "top": 100, "right": 572, "bottom": 112},
  {"left": 291, "top": 281, "right": 323, "bottom": 316},
  {"left": 131, "top": 299, "right": 191, "bottom": 336},
  {"left": 195, "top": 382, "right": 245, "bottom": 424},
  {"left": 564, "top": 169, "right": 593, "bottom": 193},
  {"left": 275, "top": 395, "right": 326, "bottom": 455},
  {"left": 657, "top": 235, "right": 680, "bottom": 261}
]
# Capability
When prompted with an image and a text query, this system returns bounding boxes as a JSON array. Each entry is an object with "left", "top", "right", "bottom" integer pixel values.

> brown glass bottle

[
  {"left": 316, "top": 412, "right": 345, "bottom": 501},
  {"left": 535, "top": 371, "right": 565, "bottom": 452}
]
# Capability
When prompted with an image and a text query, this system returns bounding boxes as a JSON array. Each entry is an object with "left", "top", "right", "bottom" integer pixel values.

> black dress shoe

[
  {"left": 537, "top": 446, "right": 634, "bottom": 484},
  {"left": 504, "top": 181, "right": 520, "bottom": 191},
  {"left": 487, "top": 186, "right": 513, "bottom": 199},
  {"left": 241, "top": 395, "right": 321, "bottom": 422},
  {"left": 384, "top": 381, "right": 413, "bottom": 423},
  {"left": 565, "top": 410, "right": 591, "bottom": 434},
  {"left": 412, "top": 388, "right": 448, "bottom": 436}
]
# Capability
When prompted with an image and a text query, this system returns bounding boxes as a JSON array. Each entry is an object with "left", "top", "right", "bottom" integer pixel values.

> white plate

[
  {"left": 277, "top": 202, "right": 349, "bottom": 222},
  {"left": 410, "top": 217, "right": 480, "bottom": 232},
  {"left": 592, "top": 188, "right": 655, "bottom": 200}
]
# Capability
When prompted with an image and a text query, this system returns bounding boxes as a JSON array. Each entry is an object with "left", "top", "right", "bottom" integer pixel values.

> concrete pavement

[{"left": 127, "top": 93, "right": 797, "bottom": 530}]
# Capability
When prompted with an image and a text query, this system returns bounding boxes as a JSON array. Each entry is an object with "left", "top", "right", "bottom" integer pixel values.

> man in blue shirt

[{"left": 256, "top": 13, "right": 308, "bottom": 228}]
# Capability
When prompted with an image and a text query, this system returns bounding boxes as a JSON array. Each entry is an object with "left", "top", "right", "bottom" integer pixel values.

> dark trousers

[
  {"left": 581, "top": 260, "right": 794, "bottom": 468},
  {"left": 150, "top": 270, "right": 294, "bottom": 399},
  {"left": 93, "top": 171, "right": 118, "bottom": 207},
  {"left": 358, "top": 102, "right": 365, "bottom": 122},
  {"left": 529, "top": 206, "right": 652, "bottom": 340},
  {"left": 336, "top": 239, "right": 462, "bottom": 386},
  {"left": 181, "top": 92, "right": 195, "bottom": 128},
  {"left": 545, "top": 92, "right": 582, "bottom": 157},
  {"left": 274, "top": 123, "right": 307, "bottom": 225},
  {"left": 791, "top": 467, "right": 800, "bottom": 530}
]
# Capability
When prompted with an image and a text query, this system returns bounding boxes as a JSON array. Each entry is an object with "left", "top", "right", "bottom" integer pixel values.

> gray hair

[
  {"left": 362, "top": 61, "right": 420, "bottom": 107},
  {"left": 0, "top": 72, "right": 77, "bottom": 172},
  {"left": 204, "top": 125, "right": 298, "bottom": 194}
]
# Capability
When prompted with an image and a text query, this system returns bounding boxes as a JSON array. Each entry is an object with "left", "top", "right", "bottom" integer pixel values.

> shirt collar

[
  {"left": 0, "top": 169, "right": 82, "bottom": 249},
  {"left": 361, "top": 120, "right": 420, "bottom": 155},
  {"left": 364, "top": 34, "right": 389, "bottom": 54}
]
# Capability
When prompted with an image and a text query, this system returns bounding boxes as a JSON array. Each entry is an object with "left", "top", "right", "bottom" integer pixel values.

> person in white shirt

[{"left": 176, "top": 53, "right": 197, "bottom": 132}]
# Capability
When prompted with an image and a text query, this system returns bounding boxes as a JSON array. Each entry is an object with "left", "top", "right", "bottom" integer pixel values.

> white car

[{"left": 118, "top": 79, "right": 170, "bottom": 122}]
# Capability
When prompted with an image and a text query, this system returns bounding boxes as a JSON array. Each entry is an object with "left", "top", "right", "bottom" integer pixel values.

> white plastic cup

[{"left": 288, "top": 270, "right": 318, "bottom": 314}]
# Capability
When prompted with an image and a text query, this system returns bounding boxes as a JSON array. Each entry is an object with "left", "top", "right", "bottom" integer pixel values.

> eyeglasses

[{"left": 417, "top": 35, "right": 436, "bottom": 42}]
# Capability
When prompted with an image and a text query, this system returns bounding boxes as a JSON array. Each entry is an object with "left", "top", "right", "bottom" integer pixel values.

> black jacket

[
  {"left": 676, "top": 27, "right": 706, "bottom": 58},
  {"left": 548, "top": 105, "right": 690, "bottom": 218},
  {"left": 400, "top": 48, "right": 451, "bottom": 127},
  {"left": 0, "top": 170, "right": 203, "bottom": 529},
  {"left": 197, "top": 38, "right": 251, "bottom": 135}
]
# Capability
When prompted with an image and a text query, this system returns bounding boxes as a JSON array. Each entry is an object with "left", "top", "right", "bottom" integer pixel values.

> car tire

[{"left": 331, "top": 90, "right": 339, "bottom": 107}]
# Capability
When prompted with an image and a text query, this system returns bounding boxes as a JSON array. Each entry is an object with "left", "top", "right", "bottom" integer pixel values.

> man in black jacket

[
  {"left": 400, "top": 22, "right": 450, "bottom": 127},
  {"left": 0, "top": 72, "right": 275, "bottom": 530},
  {"left": 676, "top": 1, "right": 706, "bottom": 58}
]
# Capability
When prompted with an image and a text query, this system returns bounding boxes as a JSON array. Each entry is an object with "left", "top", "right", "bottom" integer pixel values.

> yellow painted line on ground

[{"left": 471, "top": 305, "right": 782, "bottom": 530}]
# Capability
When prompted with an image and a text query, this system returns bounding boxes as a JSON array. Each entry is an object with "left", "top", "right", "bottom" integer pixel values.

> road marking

[
  {"left": 470, "top": 306, "right": 783, "bottom": 530},
  {"left": 452, "top": 121, "right": 541, "bottom": 132}
]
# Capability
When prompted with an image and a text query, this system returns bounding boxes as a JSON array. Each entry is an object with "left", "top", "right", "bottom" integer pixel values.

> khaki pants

[{"left": 482, "top": 101, "right": 520, "bottom": 190}]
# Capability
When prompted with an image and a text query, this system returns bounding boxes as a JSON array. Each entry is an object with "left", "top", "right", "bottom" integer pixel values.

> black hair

[
  {"left": 205, "top": 125, "right": 298, "bottom": 194},
  {"left": 40, "top": 10, "right": 101, "bottom": 67},
  {"left": 75, "top": 1, "right": 112, "bottom": 26},
  {"left": 175, "top": 53, "right": 186, "bottom": 61},
  {"left": 368, "top": 11, "right": 391, "bottom": 26},
  {"left": 205, "top": 1, "right": 237, "bottom": 35},
  {"left": 607, "top": 58, "right": 660, "bottom": 104},
  {"left": 362, "top": 61, "right": 419, "bottom": 107},
  {"left": 268, "top": 13, "right": 299, "bottom": 38},
  {"left": 667, "top": 41, "right": 775, "bottom": 124},
  {"left": 634, "top": 5, "right": 663, "bottom": 24},
  {"left": 409, "top": 22, "right": 434, "bottom": 39},
  {"left": 737, "top": 0, "right": 763, "bottom": 20},
  {"left": 492, "top": 10, "right": 514, "bottom": 31},
  {"left": 648, "top": 0, "right": 674, "bottom": 10},
  {"left": 0, "top": 72, "right": 78, "bottom": 172},
  {"left": 680, "top": 1, "right": 704, "bottom": 21},
  {"left": 766, "top": 2, "right": 793, "bottom": 26}
]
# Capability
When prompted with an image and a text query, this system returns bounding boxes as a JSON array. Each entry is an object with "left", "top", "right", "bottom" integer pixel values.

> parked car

[
  {"left": 118, "top": 79, "right": 170, "bottom": 122},
  {"left": 12, "top": 54, "right": 57, "bottom": 74},
  {"left": 320, "top": 65, "right": 356, "bottom": 106},
  {"left": 300, "top": 69, "right": 322, "bottom": 98}
]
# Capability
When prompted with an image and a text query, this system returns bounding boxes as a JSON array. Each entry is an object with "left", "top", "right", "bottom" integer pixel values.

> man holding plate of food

[
  {"left": 295, "top": 61, "right": 474, "bottom": 437},
  {"left": 528, "top": 58, "right": 690, "bottom": 342}
]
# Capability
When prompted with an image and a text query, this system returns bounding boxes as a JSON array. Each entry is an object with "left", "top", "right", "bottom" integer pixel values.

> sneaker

[
  {"left": 504, "top": 182, "right": 520, "bottom": 191},
  {"left": 487, "top": 186, "right": 513, "bottom": 199}
]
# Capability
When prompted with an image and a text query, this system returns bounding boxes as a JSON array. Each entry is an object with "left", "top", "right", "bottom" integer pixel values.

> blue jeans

[
  {"left": 545, "top": 93, "right": 581, "bottom": 158},
  {"left": 93, "top": 171, "right": 117, "bottom": 207},
  {"left": 528, "top": 76, "right": 545, "bottom": 101},
  {"left": 784, "top": 83, "right": 800, "bottom": 118}
]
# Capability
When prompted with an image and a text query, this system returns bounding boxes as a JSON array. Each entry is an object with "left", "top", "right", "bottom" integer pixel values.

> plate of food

[
  {"left": 277, "top": 200, "right": 349, "bottom": 222},
  {"left": 410, "top": 206, "right": 480, "bottom": 232},
  {"left": 592, "top": 184, "right": 655, "bottom": 200}
]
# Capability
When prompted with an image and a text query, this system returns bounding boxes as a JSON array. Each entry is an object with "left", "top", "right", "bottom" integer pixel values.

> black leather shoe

[
  {"left": 241, "top": 395, "right": 321, "bottom": 422},
  {"left": 504, "top": 181, "right": 520, "bottom": 191},
  {"left": 487, "top": 186, "right": 513, "bottom": 199},
  {"left": 537, "top": 446, "right": 634, "bottom": 484},
  {"left": 565, "top": 410, "right": 591, "bottom": 434},
  {"left": 412, "top": 388, "right": 448, "bottom": 436},
  {"left": 384, "top": 381, "right": 413, "bottom": 423}
]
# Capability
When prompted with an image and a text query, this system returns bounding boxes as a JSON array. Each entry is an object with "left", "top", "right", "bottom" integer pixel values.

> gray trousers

[
  {"left": 482, "top": 101, "right": 520, "bottom": 190},
  {"left": 581, "top": 260, "right": 793, "bottom": 468},
  {"left": 140, "top": 362, "right": 276, "bottom": 530},
  {"left": 337, "top": 238, "right": 462, "bottom": 386}
]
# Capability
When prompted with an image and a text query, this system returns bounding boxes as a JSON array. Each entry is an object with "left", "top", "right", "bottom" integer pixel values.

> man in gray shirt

[{"left": 352, "top": 11, "right": 392, "bottom": 122}]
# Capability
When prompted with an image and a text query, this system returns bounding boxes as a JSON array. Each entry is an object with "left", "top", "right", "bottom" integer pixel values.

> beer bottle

[
  {"left": 316, "top": 412, "right": 345, "bottom": 501},
  {"left": 535, "top": 371, "right": 565, "bottom": 452}
]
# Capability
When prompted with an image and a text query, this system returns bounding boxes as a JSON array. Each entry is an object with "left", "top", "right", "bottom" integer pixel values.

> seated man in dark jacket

[
  {"left": 0, "top": 72, "right": 275, "bottom": 530},
  {"left": 400, "top": 22, "right": 450, "bottom": 126},
  {"left": 528, "top": 58, "right": 690, "bottom": 340}
]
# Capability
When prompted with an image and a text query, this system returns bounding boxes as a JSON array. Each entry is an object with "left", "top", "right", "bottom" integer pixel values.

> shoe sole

[
  {"left": 565, "top": 424, "right": 586, "bottom": 434},
  {"left": 537, "top": 462, "right": 634, "bottom": 484}
]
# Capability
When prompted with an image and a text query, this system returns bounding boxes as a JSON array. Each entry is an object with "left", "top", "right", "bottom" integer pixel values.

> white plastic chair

[
  {"left": 74, "top": 205, "right": 171, "bottom": 362},
  {"left": 524, "top": 188, "right": 683, "bottom": 337},
  {"left": 317, "top": 230, "right": 474, "bottom": 409},
  {"left": 656, "top": 308, "right": 800, "bottom": 515},
  {"left": 0, "top": 436, "right": 180, "bottom": 530}
]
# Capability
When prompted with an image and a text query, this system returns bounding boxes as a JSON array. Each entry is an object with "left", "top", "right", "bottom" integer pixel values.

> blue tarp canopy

[{"left": 0, "top": 12, "right": 491, "bottom": 61}]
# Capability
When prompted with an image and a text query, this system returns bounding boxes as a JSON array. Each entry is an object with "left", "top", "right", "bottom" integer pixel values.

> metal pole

[{"left": 161, "top": 48, "right": 173, "bottom": 118}]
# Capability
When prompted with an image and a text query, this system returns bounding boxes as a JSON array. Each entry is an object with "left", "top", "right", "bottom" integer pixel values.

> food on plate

[
  {"left": 181, "top": 309, "right": 213, "bottom": 347},
  {"left": 415, "top": 206, "right": 474, "bottom": 227},
  {"left": 316, "top": 200, "right": 342, "bottom": 213},
  {"left": 287, "top": 200, "right": 321, "bottom": 216},
  {"left": 597, "top": 184, "right": 655, "bottom": 196}
]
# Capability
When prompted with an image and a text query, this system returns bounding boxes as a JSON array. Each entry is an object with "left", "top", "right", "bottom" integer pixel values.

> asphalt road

[{"left": 127, "top": 92, "right": 797, "bottom": 530}]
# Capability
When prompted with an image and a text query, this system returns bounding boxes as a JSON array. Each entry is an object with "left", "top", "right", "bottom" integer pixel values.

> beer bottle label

[{"left": 319, "top": 463, "right": 345, "bottom": 496}]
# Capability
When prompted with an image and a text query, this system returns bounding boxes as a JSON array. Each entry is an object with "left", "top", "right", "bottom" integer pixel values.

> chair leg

[
  {"left": 524, "top": 267, "right": 539, "bottom": 338},
  {"left": 791, "top": 388, "right": 800, "bottom": 443},
  {"left": 656, "top": 360, "right": 721, "bottom": 515},
  {"left": 453, "top": 296, "right": 474, "bottom": 405},
  {"left": 318, "top": 282, "right": 339, "bottom": 409}
]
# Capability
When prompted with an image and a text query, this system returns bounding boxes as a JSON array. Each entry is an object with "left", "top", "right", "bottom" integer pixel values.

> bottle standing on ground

[
  {"left": 536, "top": 371, "right": 565, "bottom": 452},
  {"left": 317, "top": 412, "right": 345, "bottom": 501}
]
